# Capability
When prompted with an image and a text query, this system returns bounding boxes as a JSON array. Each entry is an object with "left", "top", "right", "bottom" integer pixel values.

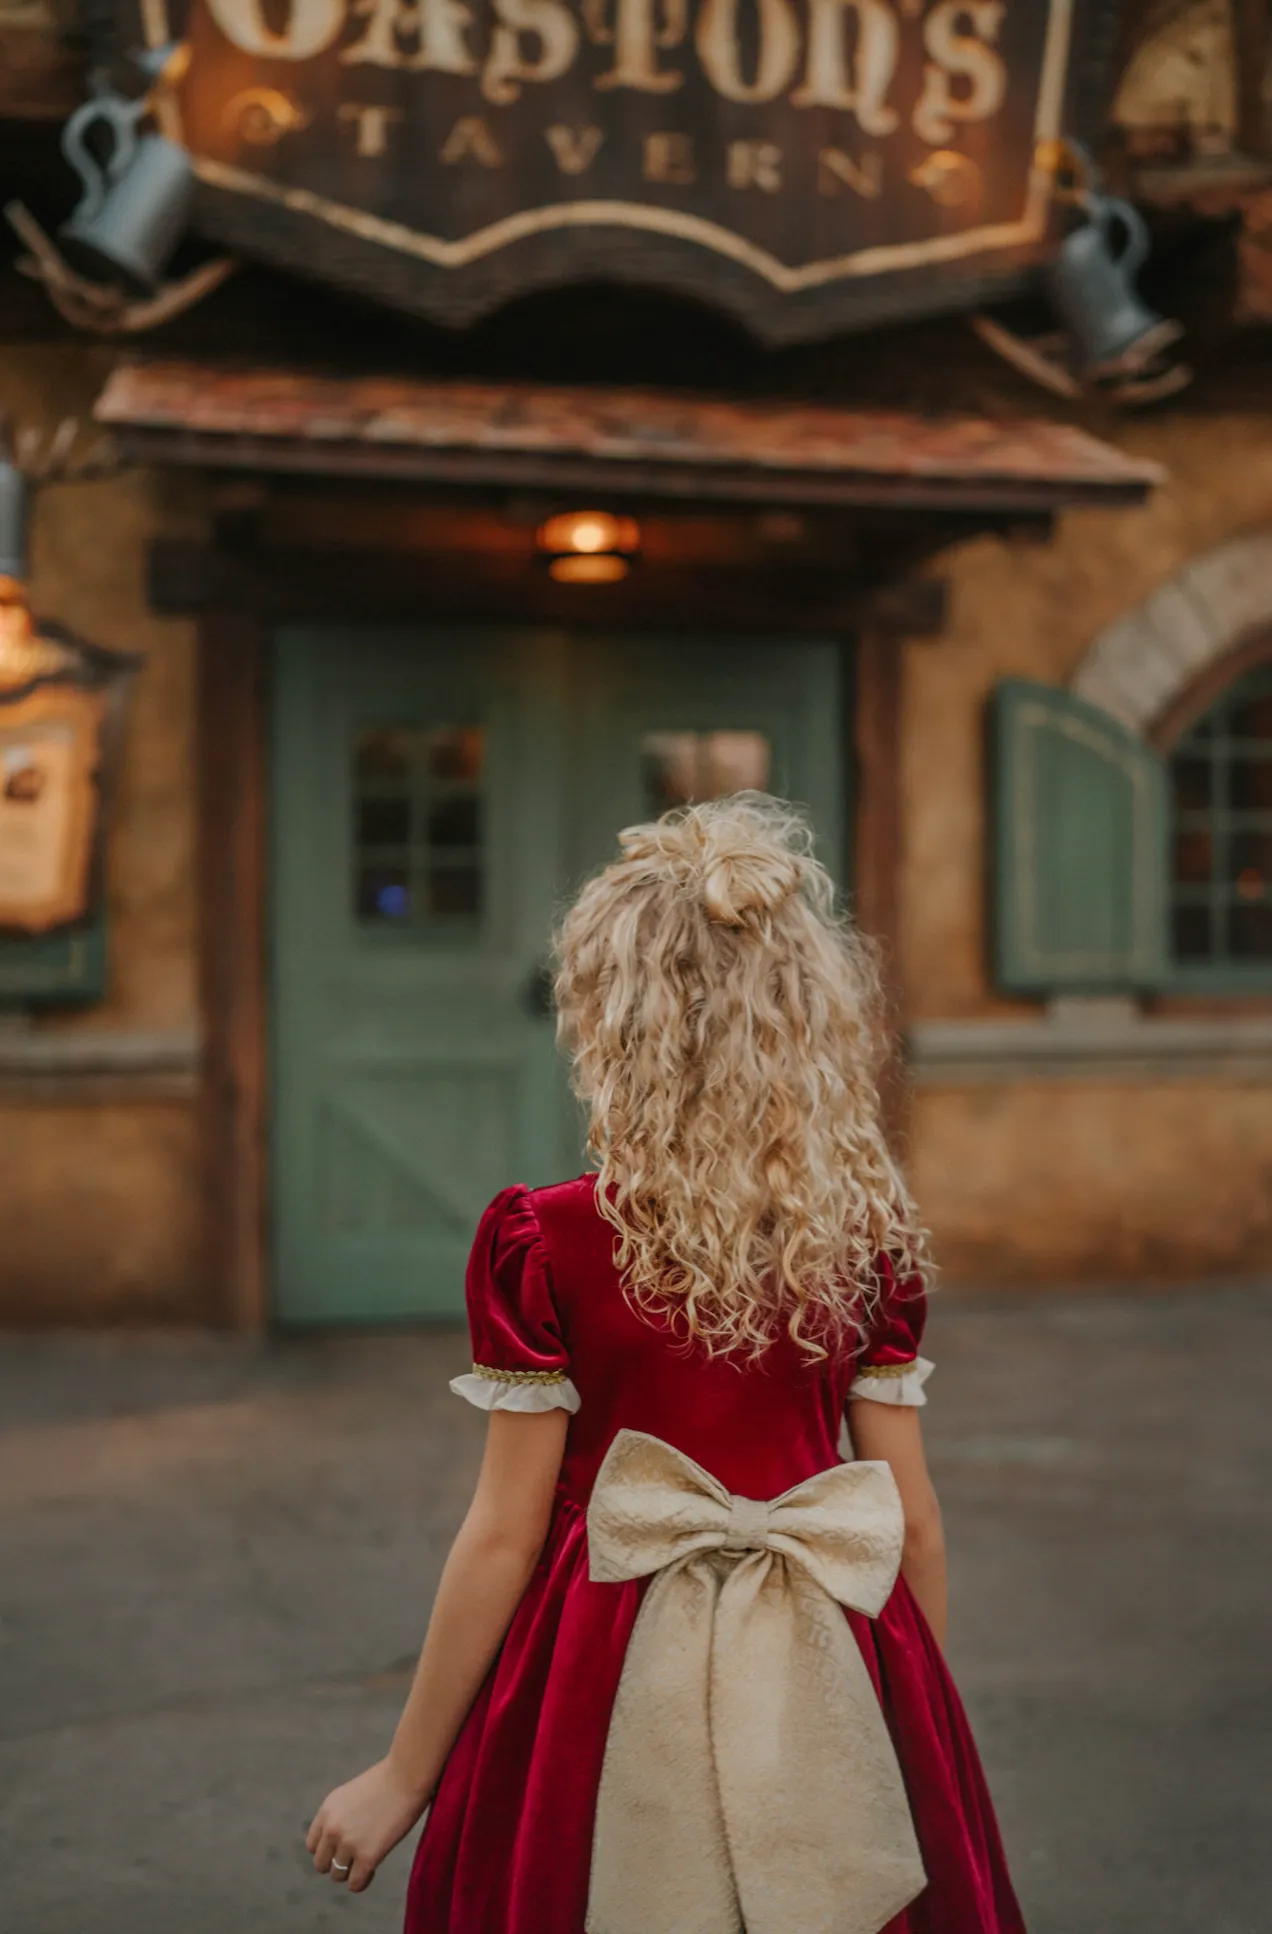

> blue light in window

[{"left": 376, "top": 883, "right": 410, "bottom": 919}]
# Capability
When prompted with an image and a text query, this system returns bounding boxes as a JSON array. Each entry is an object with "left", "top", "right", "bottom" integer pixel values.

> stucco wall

[
  {"left": 904, "top": 411, "right": 1272, "bottom": 1281},
  {"left": 913, "top": 1081, "right": 1272, "bottom": 1283},
  {"left": 2, "top": 343, "right": 1268, "bottom": 1312},
  {"left": 0, "top": 1104, "right": 205, "bottom": 1320},
  {"left": 0, "top": 344, "right": 209, "bottom": 1321}
]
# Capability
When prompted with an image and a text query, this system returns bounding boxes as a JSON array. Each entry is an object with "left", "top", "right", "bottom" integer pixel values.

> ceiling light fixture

[{"left": 537, "top": 510, "right": 641, "bottom": 584}]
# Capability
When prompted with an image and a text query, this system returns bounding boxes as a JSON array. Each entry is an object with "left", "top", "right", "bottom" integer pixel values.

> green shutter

[
  {"left": 0, "top": 919, "right": 108, "bottom": 1006},
  {"left": 991, "top": 679, "right": 1167, "bottom": 995}
]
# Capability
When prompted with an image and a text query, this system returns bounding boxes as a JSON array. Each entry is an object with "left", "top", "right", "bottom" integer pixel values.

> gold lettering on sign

[
  {"left": 588, "top": 0, "right": 686, "bottom": 95},
  {"left": 338, "top": 102, "right": 405, "bottom": 155},
  {"left": 727, "top": 139, "right": 782, "bottom": 191},
  {"left": 545, "top": 124, "right": 605, "bottom": 172},
  {"left": 482, "top": 0, "right": 580, "bottom": 104},
  {"left": 909, "top": 148, "right": 980, "bottom": 206},
  {"left": 204, "top": 0, "right": 344, "bottom": 59},
  {"left": 440, "top": 116, "right": 505, "bottom": 164},
  {"left": 340, "top": 0, "right": 478, "bottom": 73},
  {"left": 817, "top": 147, "right": 883, "bottom": 197},
  {"left": 792, "top": 0, "right": 899, "bottom": 133},
  {"left": 221, "top": 87, "right": 311, "bottom": 144},
  {"left": 644, "top": 131, "right": 695, "bottom": 182},
  {"left": 913, "top": 0, "right": 1006, "bottom": 145},
  {"left": 696, "top": 0, "right": 800, "bottom": 105}
]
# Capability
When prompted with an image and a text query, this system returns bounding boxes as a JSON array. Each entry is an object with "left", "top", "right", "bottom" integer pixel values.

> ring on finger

[{"left": 332, "top": 1857, "right": 352, "bottom": 1877}]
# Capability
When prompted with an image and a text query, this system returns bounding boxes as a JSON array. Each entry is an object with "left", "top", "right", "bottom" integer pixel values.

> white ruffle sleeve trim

[
  {"left": 450, "top": 1371, "right": 582, "bottom": 1415},
  {"left": 847, "top": 1355, "right": 934, "bottom": 1408}
]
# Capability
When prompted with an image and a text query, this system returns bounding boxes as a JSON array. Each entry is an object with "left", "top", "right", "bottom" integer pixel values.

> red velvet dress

[{"left": 404, "top": 1175, "right": 1025, "bottom": 1934}]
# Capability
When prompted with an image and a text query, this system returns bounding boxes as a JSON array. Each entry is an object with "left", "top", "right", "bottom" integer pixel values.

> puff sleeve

[
  {"left": 848, "top": 1255, "right": 934, "bottom": 1408},
  {"left": 449, "top": 1185, "right": 581, "bottom": 1415}
]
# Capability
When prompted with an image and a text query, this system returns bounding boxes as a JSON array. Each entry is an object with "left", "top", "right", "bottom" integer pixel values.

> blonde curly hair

[{"left": 553, "top": 792, "right": 929, "bottom": 1361}]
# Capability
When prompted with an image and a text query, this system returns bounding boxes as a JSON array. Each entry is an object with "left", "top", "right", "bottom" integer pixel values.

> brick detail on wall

[{"left": 1072, "top": 530, "right": 1272, "bottom": 734}]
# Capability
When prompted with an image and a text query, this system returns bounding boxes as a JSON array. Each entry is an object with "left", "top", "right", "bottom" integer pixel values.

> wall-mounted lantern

[
  {"left": 536, "top": 511, "right": 642, "bottom": 585},
  {"left": 0, "top": 426, "right": 140, "bottom": 1005},
  {"left": 0, "top": 441, "right": 26, "bottom": 587}
]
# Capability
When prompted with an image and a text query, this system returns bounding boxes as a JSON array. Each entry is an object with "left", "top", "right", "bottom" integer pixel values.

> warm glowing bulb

[
  {"left": 535, "top": 510, "right": 639, "bottom": 585},
  {"left": 569, "top": 516, "right": 612, "bottom": 553},
  {"left": 537, "top": 511, "right": 639, "bottom": 557},
  {"left": 0, "top": 580, "right": 70, "bottom": 691},
  {"left": 548, "top": 553, "right": 630, "bottom": 584}
]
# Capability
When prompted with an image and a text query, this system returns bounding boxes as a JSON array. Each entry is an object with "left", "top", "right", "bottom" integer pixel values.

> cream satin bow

[{"left": 585, "top": 1429, "right": 927, "bottom": 1934}]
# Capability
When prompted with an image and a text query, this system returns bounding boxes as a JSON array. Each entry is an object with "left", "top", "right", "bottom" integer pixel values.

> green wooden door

[
  {"left": 569, "top": 633, "right": 843, "bottom": 886},
  {"left": 271, "top": 626, "right": 575, "bottom": 1324},
  {"left": 271, "top": 626, "right": 843, "bottom": 1323}
]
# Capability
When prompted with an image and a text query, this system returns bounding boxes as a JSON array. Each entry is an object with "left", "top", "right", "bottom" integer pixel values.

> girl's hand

[{"left": 306, "top": 1757, "right": 429, "bottom": 1893}]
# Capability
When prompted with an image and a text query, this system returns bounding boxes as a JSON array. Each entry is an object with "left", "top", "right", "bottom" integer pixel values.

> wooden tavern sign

[{"left": 125, "top": 0, "right": 1120, "bottom": 341}]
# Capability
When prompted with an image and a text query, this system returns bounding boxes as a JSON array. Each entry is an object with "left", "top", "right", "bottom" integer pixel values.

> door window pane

[
  {"left": 353, "top": 725, "right": 485, "bottom": 928},
  {"left": 640, "top": 730, "right": 771, "bottom": 817}
]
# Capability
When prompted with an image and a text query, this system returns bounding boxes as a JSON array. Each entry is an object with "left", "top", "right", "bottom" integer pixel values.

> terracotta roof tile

[{"left": 96, "top": 362, "right": 1163, "bottom": 509}]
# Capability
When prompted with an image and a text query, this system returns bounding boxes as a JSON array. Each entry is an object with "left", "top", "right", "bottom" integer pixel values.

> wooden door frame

[
  {"left": 852, "top": 625, "right": 909, "bottom": 1147},
  {"left": 198, "top": 612, "right": 270, "bottom": 1330},
  {"left": 197, "top": 610, "right": 906, "bottom": 1328}
]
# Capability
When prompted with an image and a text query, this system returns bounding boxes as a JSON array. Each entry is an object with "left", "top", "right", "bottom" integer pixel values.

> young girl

[{"left": 307, "top": 793, "right": 1026, "bottom": 1934}]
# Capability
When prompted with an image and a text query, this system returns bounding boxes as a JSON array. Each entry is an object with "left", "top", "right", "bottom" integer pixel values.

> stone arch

[{"left": 1071, "top": 531, "right": 1272, "bottom": 737}]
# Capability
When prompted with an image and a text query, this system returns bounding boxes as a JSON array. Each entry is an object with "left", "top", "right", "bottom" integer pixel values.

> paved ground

[{"left": 2, "top": 1285, "right": 1270, "bottom": 1934}]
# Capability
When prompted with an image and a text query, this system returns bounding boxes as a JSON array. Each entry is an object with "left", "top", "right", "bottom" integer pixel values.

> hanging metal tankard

[
  {"left": 58, "top": 89, "right": 194, "bottom": 295},
  {"left": 1046, "top": 193, "right": 1180, "bottom": 375}
]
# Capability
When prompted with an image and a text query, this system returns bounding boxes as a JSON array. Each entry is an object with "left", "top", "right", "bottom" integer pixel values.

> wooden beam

[
  {"left": 853, "top": 624, "right": 909, "bottom": 1149},
  {"left": 1235, "top": 0, "right": 1272, "bottom": 156},
  {"left": 151, "top": 539, "right": 905, "bottom": 634},
  {"left": 111, "top": 425, "right": 1159, "bottom": 513},
  {"left": 198, "top": 611, "right": 270, "bottom": 1331},
  {"left": 863, "top": 576, "right": 948, "bottom": 639},
  {"left": 0, "top": 29, "right": 85, "bottom": 121}
]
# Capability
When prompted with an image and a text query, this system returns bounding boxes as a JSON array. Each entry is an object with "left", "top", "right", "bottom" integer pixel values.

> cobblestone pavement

[{"left": 2, "top": 1285, "right": 1270, "bottom": 1934}]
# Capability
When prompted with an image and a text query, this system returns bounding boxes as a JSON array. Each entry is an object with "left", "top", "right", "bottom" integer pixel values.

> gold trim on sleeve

[
  {"left": 853, "top": 1358, "right": 919, "bottom": 1379},
  {"left": 471, "top": 1362, "right": 569, "bottom": 1387}
]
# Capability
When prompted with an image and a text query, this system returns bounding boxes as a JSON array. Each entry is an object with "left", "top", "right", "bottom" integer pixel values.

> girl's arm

[
  {"left": 307, "top": 1407, "right": 570, "bottom": 1893},
  {"left": 848, "top": 1400, "right": 947, "bottom": 1648}
]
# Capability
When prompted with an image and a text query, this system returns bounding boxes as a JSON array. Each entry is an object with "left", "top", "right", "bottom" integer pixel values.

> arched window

[{"left": 1170, "top": 664, "right": 1272, "bottom": 978}]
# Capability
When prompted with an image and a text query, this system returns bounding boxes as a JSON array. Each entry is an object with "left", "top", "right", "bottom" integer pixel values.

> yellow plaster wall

[
  {"left": 0, "top": 1104, "right": 208, "bottom": 1322},
  {"left": 903, "top": 411, "right": 1272, "bottom": 1281},
  {"left": 913, "top": 1082, "right": 1272, "bottom": 1284},
  {"left": 2, "top": 345, "right": 1269, "bottom": 1309},
  {"left": 0, "top": 344, "right": 209, "bottom": 1322}
]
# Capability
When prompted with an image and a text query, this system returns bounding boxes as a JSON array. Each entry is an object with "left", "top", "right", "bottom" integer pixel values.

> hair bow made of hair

[{"left": 585, "top": 1429, "right": 927, "bottom": 1934}]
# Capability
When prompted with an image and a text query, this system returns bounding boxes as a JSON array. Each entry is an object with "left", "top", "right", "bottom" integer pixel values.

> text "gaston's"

[{"left": 205, "top": 0, "right": 1008, "bottom": 141}]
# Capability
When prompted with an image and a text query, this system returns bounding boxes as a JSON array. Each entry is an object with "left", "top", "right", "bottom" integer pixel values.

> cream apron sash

[{"left": 585, "top": 1427, "right": 927, "bottom": 1934}]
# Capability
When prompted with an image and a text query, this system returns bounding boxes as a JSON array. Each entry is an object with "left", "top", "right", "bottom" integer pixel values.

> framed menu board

[
  {"left": 0, "top": 595, "right": 138, "bottom": 1004},
  {"left": 0, "top": 683, "right": 107, "bottom": 933}
]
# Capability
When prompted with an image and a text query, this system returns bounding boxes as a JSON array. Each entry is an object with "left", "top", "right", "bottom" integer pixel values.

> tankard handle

[
  {"left": 60, "top": 96, "right": 143, "bottom": 222},
  {"left": 1091, "top": 195, "right": 1150, "bottom": 280}
]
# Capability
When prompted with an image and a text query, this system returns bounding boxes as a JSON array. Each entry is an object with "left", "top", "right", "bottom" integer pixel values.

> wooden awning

[{"left": 95, "top": 362, "right": 1162, "bottom": 514}]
